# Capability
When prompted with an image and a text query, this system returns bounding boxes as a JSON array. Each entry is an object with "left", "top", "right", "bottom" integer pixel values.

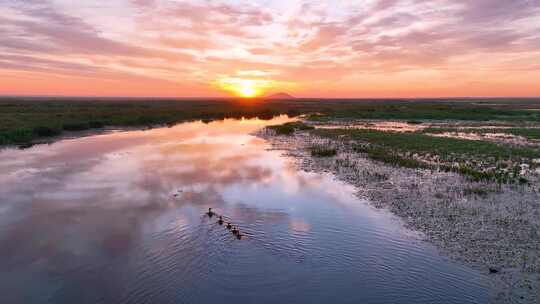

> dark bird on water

[{"left": 205, "top": 210, "right": 242, "bottom": 240}]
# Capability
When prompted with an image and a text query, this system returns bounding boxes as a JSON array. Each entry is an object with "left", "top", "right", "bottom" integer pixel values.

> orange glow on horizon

[{"left": 214, "top": 75, "right": 276, "bottom": 98}]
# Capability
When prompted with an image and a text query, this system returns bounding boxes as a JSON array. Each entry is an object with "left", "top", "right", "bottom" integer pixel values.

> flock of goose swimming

[{"left": 206, "top": 208, "right": 243, "bottom": 239}]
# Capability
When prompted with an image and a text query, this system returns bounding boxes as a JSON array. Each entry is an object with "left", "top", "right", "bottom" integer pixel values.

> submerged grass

[{"left": 423, "top": 127, "right": 540, "bottom": 141}]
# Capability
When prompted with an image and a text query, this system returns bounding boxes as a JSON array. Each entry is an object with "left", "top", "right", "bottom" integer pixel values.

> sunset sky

[{"left": 1, "top": 0, "right": 539, "bottom": 98}]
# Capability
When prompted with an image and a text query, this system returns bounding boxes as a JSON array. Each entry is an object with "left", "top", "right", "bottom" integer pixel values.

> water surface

[{"left": 0, "top": 117, "right": 491, "bottom": 303}]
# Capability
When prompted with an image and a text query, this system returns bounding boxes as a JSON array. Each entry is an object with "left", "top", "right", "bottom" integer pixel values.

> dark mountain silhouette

[{"left": 265, "top": 92, "right": 295, "bottom": 100}]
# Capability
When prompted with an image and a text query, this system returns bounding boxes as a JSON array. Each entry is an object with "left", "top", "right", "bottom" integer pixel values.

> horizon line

[{"left": 1, "top": 94, "right": 539, "bottom": 100}]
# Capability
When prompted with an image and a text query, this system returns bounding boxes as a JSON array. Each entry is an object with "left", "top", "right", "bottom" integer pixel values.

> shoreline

[
  {"left": 0, "top": 122, "right": 193, "bottom": 151},
  {"left": 257, "top": 127, "right": 540, "bottom": 303}
]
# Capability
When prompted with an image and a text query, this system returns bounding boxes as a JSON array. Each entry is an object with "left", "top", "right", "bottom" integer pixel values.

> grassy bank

[
  {"left": 266, "top": 119, "right": 540, "bottom": 184},
  {"left": 0, "top": 98, "right": 307, "bottom": 146}
]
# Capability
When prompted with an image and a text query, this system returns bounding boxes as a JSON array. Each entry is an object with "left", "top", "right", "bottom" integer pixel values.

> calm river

[{"left": 0, "top": 116, "right": 491, "bottom": 303}]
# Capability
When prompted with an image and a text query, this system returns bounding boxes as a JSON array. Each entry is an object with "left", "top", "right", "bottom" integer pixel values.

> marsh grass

[
  {"left": 463, "top": 187, "right": 492, "bottom": 197},
  {"left": 268, "top": 123, "right": 295, "bottom": 135},
  {"left": 312, "top": 128, "right": 539, "bottom": 183},
  {"left": 309, "top": 103, "right": 540, "bottom": 122},
  {"left": 62, "top": 122, "right": 91, "bottom": 131},
  {"left": 423, "top": 127, "right": 540, "bottom": 141},
  {"left": 310, "top": 146, "right": 337, "bottom": 157},
  {"left": 353, "top": 145, "right": 430, "bottom": 170},
  {"left": 32, "top": 126, "right": 61, "bottom": 137},
  {"left": 314, "top": 128, "right": 540, "bottom": 159},
  {"left": 89, "top": 121, "right": 105, "bottom": 128},
  {"left": 0, "top": 99, "right": 311, "bottom": 145},
  {"left": 267, "top": 121, "right": 314, "bottom": 135},
  {"left": 2, "top": 97, "right": 540, "bottom": 146}
]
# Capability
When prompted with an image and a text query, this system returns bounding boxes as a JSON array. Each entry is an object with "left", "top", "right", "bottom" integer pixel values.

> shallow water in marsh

[{"left": 0, "top": 116, "right": 492, "bottom": 304}]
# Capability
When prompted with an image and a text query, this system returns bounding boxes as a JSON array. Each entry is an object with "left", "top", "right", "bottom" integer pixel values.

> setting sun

[
  {"left": 215, "top": 76, "right": 266, "bottom": 98},
  {"left": 239, "top": 86, "right": 257, "bottom": 98}
]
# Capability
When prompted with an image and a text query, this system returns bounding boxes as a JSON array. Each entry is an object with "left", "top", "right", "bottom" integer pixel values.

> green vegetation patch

[
  {"left": 309, "top": 103, "right": 540, "bottom": 122},
  {"left": 0, "top": 98, "right": 315, "bottom": 146},
  {"left": 423, "top": 127, "right": 540, "bottom": 141},
  {"left": 310, "top": 146, "right": 337, "bottom": 157},
  {"left": 267, "top": 121, "right": 314, "bottom": 135},
  {"left": 353, "top": 145, "right": 430, "bottom": 170},
  {"left": 313, "top": 128, "right": 540, "bottom": 160},
  {"left": 62, "top": 122, "right": 91, "bottom": 131},
  {"left": 32, "top": 126, "right": 62, "bottom": 137},
  {"left": 312, "top": 128, "right": 539, "bottom": 183}
]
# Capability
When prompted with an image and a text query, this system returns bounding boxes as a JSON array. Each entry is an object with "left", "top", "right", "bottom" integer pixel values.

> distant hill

[{"left": 265, "top": 92, "right": 295, "bottom": 100}]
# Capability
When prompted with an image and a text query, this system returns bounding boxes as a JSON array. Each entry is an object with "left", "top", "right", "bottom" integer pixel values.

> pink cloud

[{"left": 1, "top": 0, "right": 540, "bottom": 97}]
